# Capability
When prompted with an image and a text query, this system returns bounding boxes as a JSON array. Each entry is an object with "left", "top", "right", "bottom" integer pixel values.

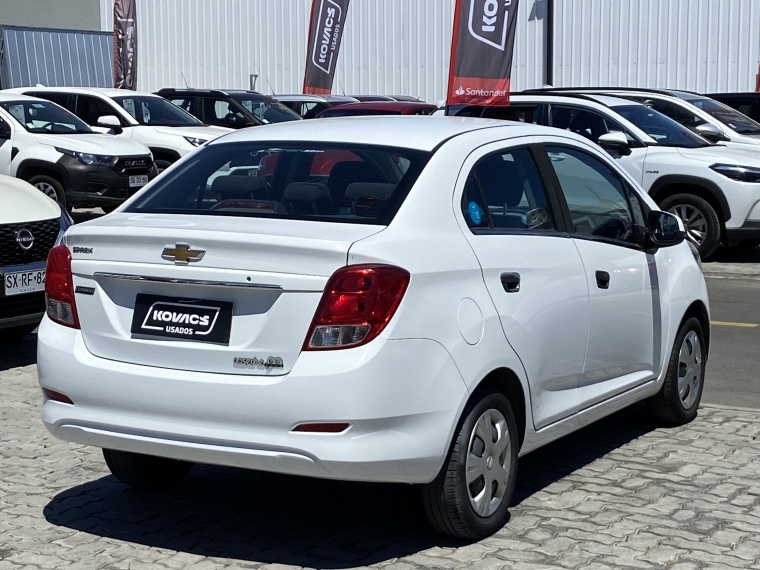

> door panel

[
  {"left": 0, "top": 116, "right": 12, "bottom": 173},
  {"left": 458, "top": 146, "right": 590, "bottom": 429},
  {"left": 545, "top": 144, "right": 658, "bottom": 407}
]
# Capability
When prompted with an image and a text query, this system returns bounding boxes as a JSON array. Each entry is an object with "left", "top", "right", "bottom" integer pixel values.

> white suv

[
  {"left": 0, "top": 93, "right": 157, "bottom": 211},
  {"left": 6, "top": 88, "right": 232, "bottom": 171},
  {"left": 38, "top": 117, "right": 708, "bottom": 539},
  {"left": 470, "top": 93, "right": 760, "bottom": 257},
  {"left": 1, "top": 174, "right": 71, "bottom": 340}
]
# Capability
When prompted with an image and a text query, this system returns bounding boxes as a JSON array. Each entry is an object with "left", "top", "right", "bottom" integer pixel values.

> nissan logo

[{"left": 15, "top": 228, "right": 34, "bottom": 251}]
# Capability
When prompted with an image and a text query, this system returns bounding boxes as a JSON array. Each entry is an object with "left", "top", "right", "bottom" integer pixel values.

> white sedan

[{"left": 37, "top": 117, "right": 708, "bottom": 539}]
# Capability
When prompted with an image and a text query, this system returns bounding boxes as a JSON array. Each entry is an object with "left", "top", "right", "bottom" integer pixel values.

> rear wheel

[
  {"left": 103, "top": 449, "right": 193, "bottom": 490},
  {"left": 155, "top": 159, "right": 173, "bottom": 173},
  {"left": 29, "top": 174, "right": 67, "bottom": 209},
  {"left": 660, "top": 194, "right": 721, "bottom": 259},
  {"left": 648, "top": 317, "right": 706, "bottom": 425},
  {"left": 420, "top": 390, "right": 518, "bottom": 539}
]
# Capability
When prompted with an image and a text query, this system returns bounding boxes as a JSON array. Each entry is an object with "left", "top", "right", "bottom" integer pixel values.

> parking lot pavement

[{"left": 2, "top": 339, "right": 760, "bottom": 570}]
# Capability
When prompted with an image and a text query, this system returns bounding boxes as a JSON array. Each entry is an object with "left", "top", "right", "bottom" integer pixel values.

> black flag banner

[
  {"left": 448, "top": 0, "right": 520, "bottom": 106},
  {"left": 113, "top": 0, "right": 137, "bottom": 89},
  {"left": 303, "top": 0, "right": 351, "bottom": 94}
]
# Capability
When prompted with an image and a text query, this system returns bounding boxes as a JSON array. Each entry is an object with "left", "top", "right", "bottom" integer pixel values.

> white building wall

[
  {"left": 552, "top": 0, "right": 760, "bottom": 93},
  {"left": 99, "top": 0, "right": 548, "bottom": 100}
]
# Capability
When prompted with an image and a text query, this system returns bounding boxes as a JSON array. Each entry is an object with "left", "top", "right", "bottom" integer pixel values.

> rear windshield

[{"left": 126, "top": 142, "right": 431, "bottom": 225}]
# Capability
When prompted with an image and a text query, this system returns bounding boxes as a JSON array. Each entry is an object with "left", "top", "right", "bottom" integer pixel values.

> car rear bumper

[{"left": 37, "top": 318, "right": 468, "bottom": 484}]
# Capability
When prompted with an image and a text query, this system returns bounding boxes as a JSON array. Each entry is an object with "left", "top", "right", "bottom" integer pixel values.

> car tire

[
  {"left": 101, "top": 205, "right": 117, "bottom": 214},
  {"left": 155, "top": 160, "right": 173, "bottom": 173},
  {"left": 660, "top": 194, "right": 721, "bottom": 259},
  {"left": 420, "top": 390, "right": 518, "bottom": 539},
  {"left": 29, "top": 174, "right": 68, "bottom": 209},
  {"left": 648, "top": 317, "right": 706, "bottom": 426},
  {"left": 0, "top": 324, "right": 38, "bottom": 342},
  {"left": 103, "top": 449, "right": 194, "bottom": 490}
]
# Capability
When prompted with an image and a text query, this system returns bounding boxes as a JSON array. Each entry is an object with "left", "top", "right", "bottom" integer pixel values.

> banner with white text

[
  {"left": 113, "top": 0, "right": 137, "bottom": 89},
  {"left": 448, "top": 0, "right": 520, "bottom": 106},
  {"left": 303, "top": 0, "right": 351, "bottom": 94}
]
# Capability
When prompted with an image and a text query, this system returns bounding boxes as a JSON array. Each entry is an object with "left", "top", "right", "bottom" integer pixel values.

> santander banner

[
  {"left": 448, "top": 0, "right": 520, "bottom": 106},
  {"left": 113, "top": 0, "right": 138, "bottom": 89},
  {"left": 303, "top": 0, "right": 351, "bottom": 94}
]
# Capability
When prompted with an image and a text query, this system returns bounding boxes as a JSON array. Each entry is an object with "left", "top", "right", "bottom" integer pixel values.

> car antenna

[
  {"left": 339, "top": 81, "right": 346, "bottom": 96},
  {"left": 267, "top": 80, "right": 276, "bottom": 96},
  {"left": 181, "top": 72, "right": 190, "bottom": 89}
]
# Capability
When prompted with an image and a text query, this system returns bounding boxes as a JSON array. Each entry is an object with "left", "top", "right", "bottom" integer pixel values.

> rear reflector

[
  {"left": 303, "top": 265, "right": 410, "bottom": 350},
  {"left": 292, "top": 423, "right": 350, "bottom": 433},
  {"left": 42, "top": 388, "right": 74, "bottom": 405}
]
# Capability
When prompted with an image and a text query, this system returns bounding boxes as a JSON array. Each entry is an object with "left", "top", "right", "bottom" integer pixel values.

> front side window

[
  {"left": 546, "top": 145, "right": 636, "bottom": 245},
  {"left": 114, "top": 95, "right": 204, "bottom": 127},
  {"left": 0, "top": 100, "right": 91, "bottom": 134},
  {"left": 461, "top": 148, "right": 556, "bottom": 231},
  {"left": 75, "top": 95, "right": 120, "bottom": 126},
  {"left": 126, "top": 143, "right": 430, "bottom": 225},
  {"left": 550, "top": 105, "right": 632, "bottom": 145},
  {"left": 202, "top": 98, "right": 247, "bottom": 127},
  {"left": 612, "top": 104, "right": 710, "bottom": 148},
  {"left": 687, "top": 97, "right": 760, "bottom": 135},
  {"left": 637, "top": 97, "right": 707, "bottom": 131},
  {"left": 232, "top": 96, "right": 301, "bottom": 124}
]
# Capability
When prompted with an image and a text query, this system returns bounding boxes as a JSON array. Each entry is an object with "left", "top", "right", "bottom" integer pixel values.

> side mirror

[
  {"left": 97, "top": 115, "right": 123, "bottom": 134},
  {"left": 0, "top": 122, "right": 9, "bottom": 139},
  {"left": 598, "top": 132, "right": 632, "bottom": 156},
  {"left": 648, "top": 210, "right": 686, "bottom": 248},
  {"left": 695, "top": 123, "right": 729, "bottom": 143}
]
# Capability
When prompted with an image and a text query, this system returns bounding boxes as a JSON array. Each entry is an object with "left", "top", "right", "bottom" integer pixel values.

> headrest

[
  {"left": 283, "top": 182, "right": 331, "bottom": 201},
  {"left": 211, "top": 175, "right": 268, "bottom": 197},
  {"left": 345, "top": 183, "right": 396, "bottom": 201}
]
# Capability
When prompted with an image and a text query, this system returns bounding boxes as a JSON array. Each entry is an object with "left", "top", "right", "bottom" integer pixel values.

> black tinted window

[
  {"left": 76, "top": 95, "right": 119, "bottom": 126},
  {"left": 463, "top": 148, "right": 555, "bottom": 231},
  {"left": 127, "top": 143, "right": 430, "bottom": 225}
]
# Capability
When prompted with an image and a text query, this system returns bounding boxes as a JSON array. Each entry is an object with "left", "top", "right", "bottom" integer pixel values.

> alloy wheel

[
  {"left": 34, "top": 182, "right": 60, "bottom": 202},
  {"left": 465, "top": 408, "right": 512, "bottom": 517},
  {"left": 677, "top": 330, "right": 702, "bottom": 410},
  {"left": 668, "top": 204, "right": 707, "bottom": 246}
]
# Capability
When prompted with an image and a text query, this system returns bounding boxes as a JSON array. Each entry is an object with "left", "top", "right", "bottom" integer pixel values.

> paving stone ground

[{"left": 2, "top": 336, "right": 760, "bottom": 570}]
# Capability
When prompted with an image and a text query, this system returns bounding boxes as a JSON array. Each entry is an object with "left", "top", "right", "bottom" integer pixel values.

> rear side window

[
  {"left": 126, "top": 143, "right": 431, "bottom": 225},
  {"left": 461, "top": 148, "right": 556, "bottom": 231}
]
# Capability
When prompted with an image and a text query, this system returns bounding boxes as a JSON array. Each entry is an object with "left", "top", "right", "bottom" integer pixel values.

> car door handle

[
  {"left": 500, "top": 272, "right": 521, "bottom": 293},
  {"left": 596, "top": 270, "right": 611, "bottom": 290}
]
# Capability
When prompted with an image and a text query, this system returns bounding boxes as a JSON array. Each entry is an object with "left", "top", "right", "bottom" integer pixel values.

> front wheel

[
  {"left": 103, "top": 449, "right": 193, "bottom": 490},
  {"left": 420, "top": 390, "right": 518, "bottom": 539},
  {"left": 29, "top": 174, "right": 67, "bottom": 209},
  {"left": 648, "top": 317, "right": 706, "bottom": 425},
  {"left": 660, "top": 194, "right": 721, "bottom": 260}
]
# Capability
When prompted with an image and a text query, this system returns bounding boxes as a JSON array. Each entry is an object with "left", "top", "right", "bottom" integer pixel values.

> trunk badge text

[
  {"left": 234, "top": 357, "right": 284, "bottom": 369},
  {"left": 162, "top": 244, "right": 206, "bottom": 265}
]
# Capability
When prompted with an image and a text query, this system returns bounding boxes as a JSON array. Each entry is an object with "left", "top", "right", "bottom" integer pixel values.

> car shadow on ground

[
  {"left": 43, "top": 405, "right": 660, "bottom": 567},
  {"left": 708, "top": 245, "right": 760, "bottom": 264},
  {"left": 0, "top": 332, "right": 37, "bottom": 372}
]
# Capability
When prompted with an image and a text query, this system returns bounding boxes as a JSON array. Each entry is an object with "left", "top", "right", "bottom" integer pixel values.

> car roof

[
  {"left": 706, "top": 92, "right": 760, "bottom": 98},
  {"left": 273, "top": 94, "right": 359, "bottom": 103},
  {"left": 155, "top": 88, "right": 267, "bottom": 97},
  {"left": 0, "top": 92, "right": 50, "bottom": 103},
  {"left": 4, "top": 86, "right": 161, "bottom": 99},
  {"left": 320, "top": 101, "right": 437, "bottom": 113},
  {"left": 509, "top": 93, "right": 645, "bottom": 108},
  {"left": 208, "top": 116, "right": 569, "bottom": 151}
]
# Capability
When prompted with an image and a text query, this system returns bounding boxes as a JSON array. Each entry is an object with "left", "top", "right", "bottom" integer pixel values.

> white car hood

[
  {"left": 150, "top": 125, "right": 233, "bottom": 141},
  {"left": 34, "top": 133, "right": 150, "bottom": 156},
  {"left": 0, "top": 175, "right": 61, "bottom": 225},
  {"left": 676, "top": 145, "right": 760, "bottom": 166}
]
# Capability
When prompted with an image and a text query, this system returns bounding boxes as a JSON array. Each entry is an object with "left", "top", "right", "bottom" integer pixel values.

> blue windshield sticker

[{"left": 468, "top": 201, "right": 483, "bottom": 225}]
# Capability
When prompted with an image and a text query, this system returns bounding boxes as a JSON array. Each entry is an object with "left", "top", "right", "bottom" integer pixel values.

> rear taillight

[
  {"left": 303, "top": 265, "right": 410, "bottom": 350},
  {"left": 45, "top": 245, "right": 80, "bottom": 329}
]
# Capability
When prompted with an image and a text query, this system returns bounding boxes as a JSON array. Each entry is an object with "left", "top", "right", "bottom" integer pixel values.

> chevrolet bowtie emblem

[{"left": 161, "top": 244, "right": 206, "bottom": 265}]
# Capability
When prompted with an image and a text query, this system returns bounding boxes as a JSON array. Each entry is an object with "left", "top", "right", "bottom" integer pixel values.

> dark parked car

[
  {"left": 350, "top": 95, "right": 426, "bottom": 102},
  {"left": 317, "top": 102, "right": 437, "bottom": 118},
  {"left": 705, "top": 92, "right": 760, "bottom": 123},
  {"left": 156, "top": 88, "right": 301, "bottom": 128},
  {"left": 274, "top": 94, "right": 358, "bottom": 119}
]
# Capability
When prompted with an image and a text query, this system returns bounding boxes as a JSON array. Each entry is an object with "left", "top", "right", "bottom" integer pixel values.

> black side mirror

[
  {"left": 597, "top": 132, "right": 632, "bottom": 157},
  {"left": 648, "top": 210, "right": 686, "bottom": 249}
]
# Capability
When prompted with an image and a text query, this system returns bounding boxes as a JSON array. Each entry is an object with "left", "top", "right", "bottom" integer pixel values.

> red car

[{"left": 316, "top": 101, "right": 438, "bottom": 118}]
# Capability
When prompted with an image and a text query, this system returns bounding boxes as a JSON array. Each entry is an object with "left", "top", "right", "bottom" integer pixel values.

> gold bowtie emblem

[{"left": 161, "top": 244, "right": 205, "bottom": 265}]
